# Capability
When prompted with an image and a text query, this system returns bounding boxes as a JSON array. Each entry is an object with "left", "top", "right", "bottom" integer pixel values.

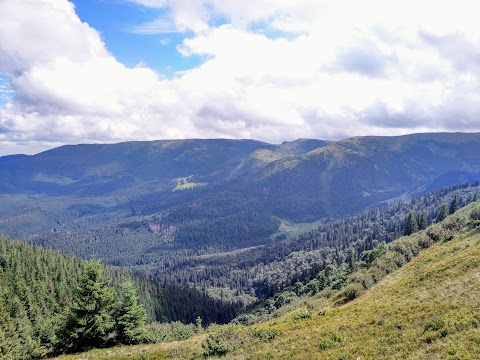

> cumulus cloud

[{"left": 1, "top": 0, "right": 480, "bottom": 155}]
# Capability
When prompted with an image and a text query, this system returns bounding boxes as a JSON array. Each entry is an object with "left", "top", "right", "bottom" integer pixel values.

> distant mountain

[
  {"left": 0, "top": 139, "right": 269, "bottom": 194},
  {"left": 248, "top": 132, "right": 480, "bottom": 220},
  {"left": 0, "top": 133, "right": 479, "bottom": 268}
]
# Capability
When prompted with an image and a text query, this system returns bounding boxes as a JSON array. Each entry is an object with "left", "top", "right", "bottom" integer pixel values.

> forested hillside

[
  {"left": 0, "top": 237, "right": 238, "bottom": 359},
  {"left": 1, "top": 133, "right": 480, "bottom": 322},
  {"left": 152, "top": 182, "right": 480, "bottom": 300},
  {"left": 53, "top": 198, "right": 480, "bottom": 359},
  {"left": 1, "top": 133, "right": 480, "bottom": 270}
]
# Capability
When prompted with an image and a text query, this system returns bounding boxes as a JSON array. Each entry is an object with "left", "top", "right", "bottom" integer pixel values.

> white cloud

[{"left": 1, "top": 0, "right": 480, "bottom": 155}]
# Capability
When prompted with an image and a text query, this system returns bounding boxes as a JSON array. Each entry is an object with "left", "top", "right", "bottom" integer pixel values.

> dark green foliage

[
  {"left": 418, "top": 212, "right": 427, "bottom": 230},
  {"left": 293, "top": 311, "right": 312, "bottom": 321},
  {"left": 202, "top": 334, "right": 233, "bottom": 357},
  {"left": 0, "top": 236, "right": 237, "bottom": 359},
  {"left": 404, "top": 212, "right": 419, "bottom": 236},
  {"left": 437, "top": 204, "right": 449, "bottom": 222},
  {"left": 0, "top": 236, "right": 83, "bottom": 358},
  {"left": 470, "top": 205, "right": 480, "bottom": 222},
  {"left": 449, "top": 194, "right": 459, "bottom": 214},
  {"left": 59, "top": 260, "right": 115, "bottom": 352},
  {"left": 113, "top": 281, "right": 147, "bottom": 345},
  {"left": 421, "top": 317, "right": 451, "bottom": 343},
  {"left": 141, "top": 322, "right": 196, "bottom": 343},
  {"left": 339, "top": 283, "right": 365, "bottom": 303}
]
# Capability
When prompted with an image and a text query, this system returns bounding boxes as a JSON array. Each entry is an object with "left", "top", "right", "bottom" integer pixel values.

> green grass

[
  {"left": 174, "top": 177, "right": 207, "bottom": 191},
  {"left": 51, "top": 206, "right": 480, "bottom": 359},
  {"left": 268, "top": 218, "right": 324, "bottom": 241},
  {"left": 52, "top": 335, "right": 207, "bottom": 360}
]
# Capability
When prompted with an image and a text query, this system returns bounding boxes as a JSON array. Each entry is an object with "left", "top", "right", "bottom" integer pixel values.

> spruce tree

[
  {"left": 113, "top": 281, "right": 147, "bottom": 345},
  {"left": 403, "top": 212, "right": 419, "bottom": 236},
  {"left": 449, "top": 194, "right": 459, "bottom": 214},
  {"left": 436, "top": 204, "right": 449, "bottom": 222},
  {"left": 58, "top": 260, "right": 115, "bottom": 352},
  {"left": 418, "top": 212, "right": 427, "bottom": 230}
]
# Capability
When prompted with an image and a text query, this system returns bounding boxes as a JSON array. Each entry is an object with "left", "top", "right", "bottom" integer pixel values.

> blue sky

[
  {"left": 0, "top": 0, "right": 480, "bottom": 155},
  {"left": 71, "top": 0, "right": 203, "bottom": 76}
]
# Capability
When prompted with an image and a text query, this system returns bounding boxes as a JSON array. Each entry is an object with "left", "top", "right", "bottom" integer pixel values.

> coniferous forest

[
  {"left": 0, "top": 236, "right": 236, "bottom": 358},
  {"left": 1, "top": 181, "right": 478, "bottom": 358}
]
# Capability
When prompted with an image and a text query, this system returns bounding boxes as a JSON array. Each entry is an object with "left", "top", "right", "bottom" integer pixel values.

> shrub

[
  {"left": 169, "top": 322, "right": 195, "bottom": 340},
  {"left": 250, "top": 328, "right": 279, "bottom": 341},
  {"left": 232, "top": 313, "right": 256, "bottom": 325},
  {"left": 202, "top": 335, "right": 233, "bottom": 357},
  {"left": 141, "top": 321, "right": 195, "bottom": 343},
  {"left": 319, "top": 332, "right": 344, "bottom": 350},
  {"left": 339, "top": 283, "right": 365, "bottom": 303},
  {"left": 470, "top": 206, "right": 480, "bottom": 223},
  {"left": 293, "top": 312, "right": 312, "bottom": 321},
  {"left": 421, "top": 317, "right": 451, "bottom": 343}
]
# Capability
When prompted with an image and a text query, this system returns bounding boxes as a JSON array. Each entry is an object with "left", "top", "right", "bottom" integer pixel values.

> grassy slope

[
  {"left": 241, "top": 227, "right": 480, "bottom": 359},
  {"left": 53, "top": 209, "right": 480, "bottom": 360}
]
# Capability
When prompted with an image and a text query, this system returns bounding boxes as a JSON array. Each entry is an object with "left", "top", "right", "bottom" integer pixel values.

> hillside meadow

[{"left": 53, "top": 204, "right": 480, "bottom": 359}]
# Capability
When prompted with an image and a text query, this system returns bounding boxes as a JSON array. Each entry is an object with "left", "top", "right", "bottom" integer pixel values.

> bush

[
  {"left": 202, "top": 335, "right": 233, "bottom": 357},
  {"left": 421, "top": 317, "right": 451, "bottom": 343},
  {"left": 292, "top": 312, "right": 312, "bottom": 321},
  {"left": 250, "top": 328, "right": 279, "bottom": 341},
  {"left": 338, "top": 283, "right": 365, "bottom": 303},
  {"left": 169, "top": 322, "right": 195, "bottom": 340},
  {"left": 470, "top": 206, "right": 480, "bottom": 223},
  {"left": 141, "top": 321, "right": 195, "bottom": 343},
  {"left": 232, "top": 313, "right": 256, "bottom": 325},
  {"left": 319, "top": 332, "right": 344, "bottom": 350}
]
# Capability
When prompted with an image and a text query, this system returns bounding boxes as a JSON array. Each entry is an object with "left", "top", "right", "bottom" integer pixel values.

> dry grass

[{"left": 54, "top": 216, "right": 480, "bottom": 359}]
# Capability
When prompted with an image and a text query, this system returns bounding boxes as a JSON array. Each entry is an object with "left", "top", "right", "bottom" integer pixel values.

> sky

[{"left": 1, "top": 0, "right": 480, "bottom": 155}]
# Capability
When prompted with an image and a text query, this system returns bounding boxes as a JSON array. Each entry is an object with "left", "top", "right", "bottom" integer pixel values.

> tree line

[{"left": 151, "top": 182, "right": 480, "bottom": 299}]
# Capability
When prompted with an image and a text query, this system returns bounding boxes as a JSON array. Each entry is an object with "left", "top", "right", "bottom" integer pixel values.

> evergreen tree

[
  {"left": 418, "top": 212, "right": 427, "bottom": 230},
  {"left": 403, "top": 212, "right": 419, "bottom": 236},
  {"left": 436, "top": 204, "right": 449, "bottom": 222},
  {"left": 58, "top": 260, "right": 115, "bottom": 352},
  {"left": 113, "top": 281, "right": 147, "bottom": 345},
  {"left": 449, "top": 194, "right": 459, "bottom": 214}
]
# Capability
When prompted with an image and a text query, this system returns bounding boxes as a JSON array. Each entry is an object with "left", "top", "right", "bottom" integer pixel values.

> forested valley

[
  {"left": 1, "top": 181, "right": 478, "bottom": 359},
  {"left": 153, "top": 182, "right": 480, "bottom": 301},
  {"left": 2, "top": 134, "right": 480, "bottom": 358}
]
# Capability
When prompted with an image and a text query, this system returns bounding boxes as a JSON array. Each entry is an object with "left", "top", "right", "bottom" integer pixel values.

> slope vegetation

[
  {"left": 56, "top": 203, "right": 480, "bottom": 359},
  {"left": 0, "top": 236, "right": 237, "bottom": 358}
]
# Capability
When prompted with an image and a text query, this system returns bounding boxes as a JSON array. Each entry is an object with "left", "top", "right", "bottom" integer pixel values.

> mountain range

[
  {"left": 1, "top": 133, "right": 479, "bottom": 263},
  {"left": 2, "top": 131, "right": 480, "bottom": 358}
]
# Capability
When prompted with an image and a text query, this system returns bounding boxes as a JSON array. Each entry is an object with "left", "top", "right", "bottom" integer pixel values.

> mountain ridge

[{"left": 1, "top": 132, "right": 480, "bottom": 268}]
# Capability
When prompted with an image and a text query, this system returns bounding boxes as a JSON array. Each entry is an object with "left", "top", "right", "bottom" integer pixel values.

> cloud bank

[{"left": 1, "top": 0, "right": 480, "bottom": 155}]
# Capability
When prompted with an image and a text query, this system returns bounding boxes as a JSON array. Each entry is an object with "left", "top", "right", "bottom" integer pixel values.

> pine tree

[
  {"left": 58, "top": 260, "right": 115, "bottom": 352},
  {"left": 449, "top": 194, "right": 459, "bottom": 214},
  {"left": 403, "top": 212, "right": 419, "bottom": 236},
  {"left": 113, "top": 281, "right": 147, "bottom": 345},
  {"left": 418, "top": 212, "right": 427, "bottom": 230},
  {"left": 436, "top": 204, "right": 449, "bottom": 222}
]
